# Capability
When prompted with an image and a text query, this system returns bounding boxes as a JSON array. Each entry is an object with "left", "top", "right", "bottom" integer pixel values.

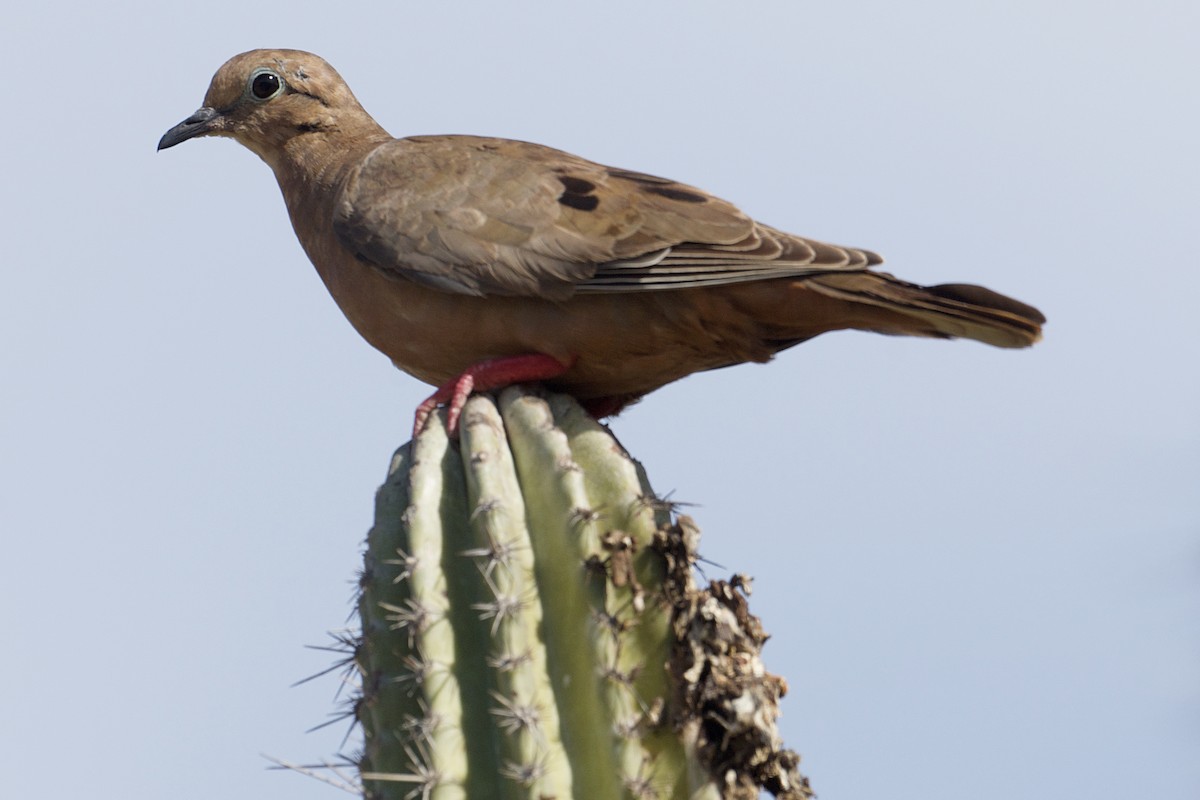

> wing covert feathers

[{"left": 333, "top": 136, "right": 881, "bottom": 298}]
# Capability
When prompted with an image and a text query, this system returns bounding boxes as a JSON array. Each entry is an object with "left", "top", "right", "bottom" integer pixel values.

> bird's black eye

[{"left": 249, "top": 70, "right": 283, "bottom": 101}]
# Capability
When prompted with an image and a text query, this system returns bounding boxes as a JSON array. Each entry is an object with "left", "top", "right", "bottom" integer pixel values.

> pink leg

[{"left": 413, "top": 353, "right": 574, "bottom": 437}]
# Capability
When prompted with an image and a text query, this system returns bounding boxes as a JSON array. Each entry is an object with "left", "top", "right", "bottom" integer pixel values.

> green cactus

[{"left": 355, "top": 386, "right": 809, "bottom": 799}]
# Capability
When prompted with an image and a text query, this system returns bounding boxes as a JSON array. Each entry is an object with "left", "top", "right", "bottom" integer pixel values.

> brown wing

[{"left": 333, "top": 134, "right": 880, "bottom": 299}]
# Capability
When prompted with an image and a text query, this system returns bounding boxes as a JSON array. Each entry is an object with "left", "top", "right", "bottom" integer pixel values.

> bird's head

[{"left": 158, "top": 49, "right": 383, "bottom": 168}]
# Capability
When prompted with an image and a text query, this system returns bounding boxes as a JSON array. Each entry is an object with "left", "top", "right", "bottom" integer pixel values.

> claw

[{"left": 412, "top": 353, "right": 574, "bottom": 437}]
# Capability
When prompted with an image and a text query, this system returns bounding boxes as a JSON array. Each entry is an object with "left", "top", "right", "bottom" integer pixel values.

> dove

[{"left": 159, "top": 49, "right": 1044, "bottom": 434}]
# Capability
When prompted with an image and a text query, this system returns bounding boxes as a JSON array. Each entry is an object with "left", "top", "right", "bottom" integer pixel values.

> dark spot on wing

[
  {"left": 645, "top": 186, "right": 708, "bottom": 203},
  {"left": 607, "top": 168, "right": 674, "bottom": 185},
  {"left": 558, "top": 176, "right": 597, "bottom": 195},
  {"left": 608, "top": 169, "right": 708, "bottom": 202},
  {"left": 558, "top": 175, "right": 600, "bottom": 211},
  {"left": 559, "top": 192, "right": 600, "bottom": 211}
]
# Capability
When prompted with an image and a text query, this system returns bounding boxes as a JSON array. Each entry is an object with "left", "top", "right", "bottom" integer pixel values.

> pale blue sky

[{"left": 1, "top": 2, "right": 1196, "bottom": 798}]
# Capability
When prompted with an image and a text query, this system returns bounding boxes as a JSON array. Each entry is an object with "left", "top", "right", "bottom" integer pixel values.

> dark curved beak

[{"left": 158, "top": 107, "right": 219, "bottom": 151}]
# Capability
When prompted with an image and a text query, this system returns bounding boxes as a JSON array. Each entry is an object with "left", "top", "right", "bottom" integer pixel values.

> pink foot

[{"left": 413, "top": 353, "right": 574, "bottom": 437}]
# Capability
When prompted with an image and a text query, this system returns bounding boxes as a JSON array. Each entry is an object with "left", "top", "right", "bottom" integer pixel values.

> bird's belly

[{"left": 319, "top": 260, "right": 775, "bottom": 399}]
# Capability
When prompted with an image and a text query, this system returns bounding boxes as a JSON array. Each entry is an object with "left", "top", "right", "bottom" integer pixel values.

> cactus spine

[{"left": 356, "top": 387, "right": 806, "bottom": 799}]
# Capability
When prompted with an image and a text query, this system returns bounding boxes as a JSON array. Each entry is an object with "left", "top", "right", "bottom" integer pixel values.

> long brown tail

[{"left": 807, "top": 272, "right": 1046, "bottom": 348}]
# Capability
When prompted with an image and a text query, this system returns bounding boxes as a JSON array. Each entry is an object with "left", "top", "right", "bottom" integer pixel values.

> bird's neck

[
  {"left": 268, "top": 125, "right": 389, "bottom": 248},
  {"left": 266, "top": 125, "right": 392, "bottom": 287},
  {"left": 271, "top": 126, "right": 391, "bottom": 202}
]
